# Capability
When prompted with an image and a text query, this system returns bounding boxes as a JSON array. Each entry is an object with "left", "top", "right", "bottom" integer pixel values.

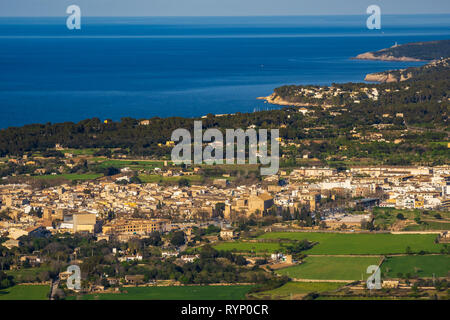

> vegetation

[
  {"left": 35, "top": 173, "right": 103, "bottom": 181},
  {"left": 368, "top": 40, "right": 450, "bottom": 60},
  {"left": 381, "top": 255, "right": 450, "bottom": 278},
  {"left": 0, "top": 235, "right": 276, "bottom": 293},
  {"left": 258, "top": 232, "right": 443, "bottom": 255},
  {"left": 0, "top": 54, "right": 448, "bottom": 168},
  {"left": 249, "top": 281, "right": 344, "bottom": 300},
  {"left": 213, "top": 241, "right": 283, "bottom": 253},
  {"left": 0, "top": 271, "right": 14, "bottom": 289},
  {"left": 67, "top": 285, "right": 252, "bottom": 300},
  {"left": 0, "top": 285, "right": 50, "bottom": 300},
  {"left": 372, "top": 208, "right": 450, "bottom": 230},
  {"left": 276, "top": 256, "right": 382, "bottom": 280}
]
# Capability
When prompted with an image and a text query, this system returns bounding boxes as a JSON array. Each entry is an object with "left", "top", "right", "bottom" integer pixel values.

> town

[
  {"left": 0, "top": 38, "right": 448, "bottom": 301},
  {"left": 0, "top": 149, "right": 449, "bottom": 300}
]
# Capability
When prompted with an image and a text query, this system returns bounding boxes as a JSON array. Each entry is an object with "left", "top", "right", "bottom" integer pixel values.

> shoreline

[
  {"left": 256, "top": 93, "right": 324, "bottom": 108},
  {"left": 352, "top": 52, "right": 425, "bottom": 62}
]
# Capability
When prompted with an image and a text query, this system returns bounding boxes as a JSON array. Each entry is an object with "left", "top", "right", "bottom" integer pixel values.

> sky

[{"left": 0, "top": 0, "right": 450, "bottom": 17}]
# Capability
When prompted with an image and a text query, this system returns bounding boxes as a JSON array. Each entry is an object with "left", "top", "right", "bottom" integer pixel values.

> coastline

[
  {"left": 363, "top": 70, "right": 412, "bottom": 83},
  {"left": 352, "top": 52, "right": 425, "bottom": 62},
  {"left": 256, "top": 93, "right": 323, "bottom": 108}
]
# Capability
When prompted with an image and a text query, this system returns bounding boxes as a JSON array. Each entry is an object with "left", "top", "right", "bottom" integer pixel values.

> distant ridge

[
  {"left": 353, "top": 39, "right": 450, "bottom": 62},
  {"left": 364, "top": 56, "right": 450, "bottom": 83}
]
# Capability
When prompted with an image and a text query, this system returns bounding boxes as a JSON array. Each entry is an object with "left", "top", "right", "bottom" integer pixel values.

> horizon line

[{"left": 1, "top": 13, "right": 450, "bottom": 18}]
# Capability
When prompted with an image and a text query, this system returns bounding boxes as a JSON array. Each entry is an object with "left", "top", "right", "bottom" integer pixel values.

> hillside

[
  {"left": 365, "top": 57, "right": 450, "bottom": 83},
  {"left": 354, "top": 39, "right": 450, "bottom": 61},
  {"left": 0, "top": 46, "right": 448, "bottom": 166}
]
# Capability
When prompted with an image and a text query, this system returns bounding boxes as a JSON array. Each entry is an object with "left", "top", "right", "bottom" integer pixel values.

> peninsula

[{"left": 353, "top": 39, "right": 450, "bottom": 62}]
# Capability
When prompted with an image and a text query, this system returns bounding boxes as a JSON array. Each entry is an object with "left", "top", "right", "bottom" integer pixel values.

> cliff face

[
  {"left": 259, "top": 93, "right": 304, "bottom": 106},
  {"left": 258, "top": 93, "right": 322, "bottom": 107},
  {"left": 364, "top": 71, "right": 413, "bottom": 83},
  {"left": 354, "top": 52, "right": 423, "bottom": 62}
]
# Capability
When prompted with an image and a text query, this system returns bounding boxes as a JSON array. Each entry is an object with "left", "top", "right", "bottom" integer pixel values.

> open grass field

[
  {"left": 34, "top": 173, "right": 103, "bottom": 181},
  {"left": 138, "top": 174, "right": 203, "bottom": 184},
  {"left": 258, "top": 232, "right": 443, "bottom": 255},
  {"left": 0, "top": 285, "right": 49, "bottom": 300},
  {"left": 67, "top": 285, "right": 252, "bottom": 300},
  {"left": 6, "top": 266, "right": 51, "bottom": 282},
  {"left": 213, "top": 241, "right": 282, "bottom": 253},
  {"left": 276, "top": 256, "right": 382, "bottom": 281},
  {"left": 93, "top": 159, "right": 165, "bottom": 171},
  {"left": 381, "top": 255, "right": 450, "bottom": 278},
  {"left": 250, "top": 282, "right": 344, "bottom": 299},
  {"left": 62, "top": 148, "right": 99, "bottom": 155}
]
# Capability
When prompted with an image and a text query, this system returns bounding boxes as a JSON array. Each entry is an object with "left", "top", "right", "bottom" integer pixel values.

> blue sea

[{"left": 0, "top": 15, "right": 449, "bottom": 129}]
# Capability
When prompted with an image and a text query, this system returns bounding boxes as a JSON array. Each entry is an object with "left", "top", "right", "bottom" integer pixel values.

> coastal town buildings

[{"left": 0, "top": 164, "right": 448, "bottom": 241}]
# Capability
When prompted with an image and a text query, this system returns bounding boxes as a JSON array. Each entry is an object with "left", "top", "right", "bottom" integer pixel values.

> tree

[
  {"left": 293, "top": 208, "right": 301, "bottom": 220},
  {"left": 170, "top": 231, "right": 185, "bottom": 247},
  {"left": 269, "top": 206, "right": 277, "bottom": 217},
  {"left": 285, "top": 240, "right": 312, "bottom": 254},
  {"left": 281, "top": 209, "right": 292, "bottom": 221},
  {"left": 94, "top": 149, "right": 111, "bottom": 158},
  {"left": 146, "top": 232, "right": 163, "bottom": 246},
  {"left": 234, "top": 255, "right": 247, "bottom": 266},
  {"left": 205, "top": 225, "right": 220, "bottom": 235},
  {"left": 0, "top": 271, "right": 14, "bottom": 289},
  {"left": 104, "top": 167, "right": 120, "bottom": 176},
  {"left": 396, "top": 213, "right": 405, "bottom": 220},
  {"left": 199, "top": 245, "right": 218, "bottom": 259},
  {"left": 361, "top": 219, "right": 375, "bottom": 231},
  {"left": 129, "top": 176, "right": 142, "bottom": 184},
  {"left": 178, "top": 178, "right": 190, "bottom": 187}
]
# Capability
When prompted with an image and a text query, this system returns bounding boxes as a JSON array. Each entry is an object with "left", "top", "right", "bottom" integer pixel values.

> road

[{"left": 49, "top": 277, "right": 60, "bottom": 300}]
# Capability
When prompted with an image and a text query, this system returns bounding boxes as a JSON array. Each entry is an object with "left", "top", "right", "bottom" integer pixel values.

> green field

[
  {"left": 138, "top": 174, "right": 203, "bottom": 184},
  {"left": 6, "top": 266, "right": 51, "bottom": 283},
  {"left": 93, "top": 159, "right": 165, "bottom": 171},
  {"left": 213, "top": 241, "right": 282, "bottom": 253},
  {"left": 62, "top": 148, "right": 99, "bottom": 155},
  {"left": 0, "top": 285, "right": 49, "bottom": 300},
  {"left": 258, "top": 232, "right": 443, "bottom": 255},
  {"left": 277, "top": 256, "right": 382, "bottom": 281},
  {"left": 35, "top": 173, "right": 103, "bottom": 181},
  {"left": 251, "top": 282, "right": 344, "bottom": 299},
  {"left": 381, "top": 255, "right": 450, "bottom": 278},
  {"left": 67, "top": 285, "right": 252, "bottom": 300}
]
